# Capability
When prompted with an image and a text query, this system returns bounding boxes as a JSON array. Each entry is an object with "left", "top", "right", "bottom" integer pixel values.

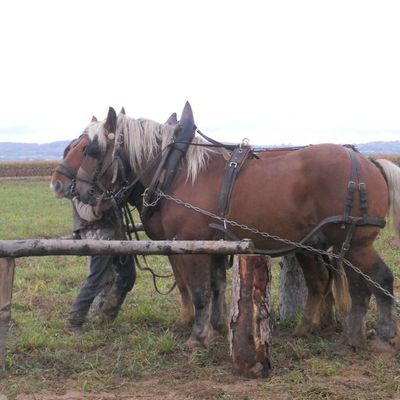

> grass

[{"left": 0, "top": 179, "right": 400, "bottom": 399}]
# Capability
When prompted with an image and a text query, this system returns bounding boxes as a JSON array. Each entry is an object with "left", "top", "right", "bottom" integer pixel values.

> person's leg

[
  {"left": 68, "top": 254, "right": 116, "bottom": 327},
  {"left": 98, "top": 255, "right": 136, "bottom": 322}
]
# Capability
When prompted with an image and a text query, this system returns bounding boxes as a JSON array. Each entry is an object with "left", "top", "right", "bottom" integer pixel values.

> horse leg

[
  {"left": 294, "top": 253, "right": 332, "bottom": 336},
  {"left": 344, "top": 244, "right": 386, "bottom": 348},
  {"left": 183, "top": 255, "right": 213, "bottom": 347},
  {"left": 346, "top": 246, "right": 399, "bottom": 350},
  {"left": 210, "top": 256, "right": 227, "bottom": 335},
  {"left": 168, "top": 255, "right": 194, "bottom": 326}
]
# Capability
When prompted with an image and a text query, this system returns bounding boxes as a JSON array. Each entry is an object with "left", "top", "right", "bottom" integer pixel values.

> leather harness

[
  {"left": 210, "top": 145, "right": 385, "bottom": 259},
  {"left": 134, "top": 128, "right": 386, "bottom": 259},
  {"left": 141, "top": 118, "right": 196, "bottom": 222}
]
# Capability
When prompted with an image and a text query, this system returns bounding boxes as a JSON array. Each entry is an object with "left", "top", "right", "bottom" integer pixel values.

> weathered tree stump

[
  {"left": 0, "top": 257, "right": 15, "bottom": 370},
  {"left": 279, "top": 254, "right": 307, "bottom": 320},
  {"left": 229, "top": 255, "right": 272, "bottom": 378}
]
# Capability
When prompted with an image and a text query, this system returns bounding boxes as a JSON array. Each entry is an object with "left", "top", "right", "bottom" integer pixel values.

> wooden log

[
  {"left": 279, "top": 254, "right": 307, "bottom": 320},
  {"left": 0, "top": 239, "right": 254, "bottom": 257},
  {"left": 0, "top": 257, "right": 15, "bottom": 370},
  {"left": 229, "top": 255, "right": 272, "bottom": 378}
]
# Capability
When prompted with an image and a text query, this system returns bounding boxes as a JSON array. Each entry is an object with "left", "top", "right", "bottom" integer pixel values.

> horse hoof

[{"left": 369, "top": 338, "right": 397, "bottom": 355}]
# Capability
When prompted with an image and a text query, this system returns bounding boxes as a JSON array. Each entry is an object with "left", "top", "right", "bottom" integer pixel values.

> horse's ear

[
  {"left": 165, "top": 112, "right": 178, "bottom": 125},
  {"left": 104, "top": 107, "right": 117, "bottom": 133},
  {"left": 120, "top": 107, "right": 126, "bottom": 115},
  {"left": 179, "top": 101, "right": 195, "bottom": 131},
  {"left": 91, "top": 116, "right": 98, "bottom": 122}
]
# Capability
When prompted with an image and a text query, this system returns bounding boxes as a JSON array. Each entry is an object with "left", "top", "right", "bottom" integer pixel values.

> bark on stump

[
  {"left": 0, "top": 257, "right": 15, "bottom": 370},
  {"left": 279, "top": 254, "right": 307, "bottom": 320},
  {"left": 229, "top": 255, "right": 272, "bottom": 378}
]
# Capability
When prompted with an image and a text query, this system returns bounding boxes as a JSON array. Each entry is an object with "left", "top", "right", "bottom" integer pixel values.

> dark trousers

[{"left": 69, "top": 254, "right": 136, "bottom": 325}]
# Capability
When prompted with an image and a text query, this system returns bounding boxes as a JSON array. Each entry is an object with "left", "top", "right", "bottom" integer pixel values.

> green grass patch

[{"left": 1, "top": 179, "right": 400, "bottom": 399}]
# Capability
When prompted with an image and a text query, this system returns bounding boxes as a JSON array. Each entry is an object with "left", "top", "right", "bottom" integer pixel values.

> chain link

[{"left": 143, "top": 188, "right": 400, "bottom": 308}]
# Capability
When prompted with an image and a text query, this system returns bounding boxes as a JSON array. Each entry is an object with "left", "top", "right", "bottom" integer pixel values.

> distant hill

[
  {"left": 1, "top": 139, "right": 400, "bottom": 162},
  {"left": 356, "top": 141, "right": 400, "bottom": 154},
  {"left": 0, "top": 141, "right": 70, "bottom": 162}
]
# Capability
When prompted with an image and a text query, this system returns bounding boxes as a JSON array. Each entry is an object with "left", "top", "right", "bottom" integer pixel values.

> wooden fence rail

[
  {"left": 0, "top": 238, "right": 272, "bottom": 377},
  {"left": 0, "top": 239, "right": 254, "bottom": 257}
]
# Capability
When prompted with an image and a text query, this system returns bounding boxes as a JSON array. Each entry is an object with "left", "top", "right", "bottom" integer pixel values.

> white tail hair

[{"left": 375, "top": 158, "right": 400, "bottom": 236}]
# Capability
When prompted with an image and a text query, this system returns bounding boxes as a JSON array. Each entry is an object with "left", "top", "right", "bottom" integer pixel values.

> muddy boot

[
  {"left": 67, "top": 312, "right": 86, "bottom": 335},
  {"left": 96, "top": 286, "right": 125, "bottom": 324},
  {"left": 90, "top": 289, "right": 107, "bottom": 316}
]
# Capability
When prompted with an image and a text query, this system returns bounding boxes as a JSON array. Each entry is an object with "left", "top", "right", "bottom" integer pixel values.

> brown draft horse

[
  {"left": 74, "top": 103, "right": 400, "bottom": 350},
  {"left": 72, "top": 106, "right": 400, "bottom": 346},
  {"left": 51, "top": 112, "right": 347, "bottom": 337}
]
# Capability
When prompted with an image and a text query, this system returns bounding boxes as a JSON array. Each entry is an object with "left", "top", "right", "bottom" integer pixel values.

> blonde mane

[
  {"left": 83, "top": 120, "right": 109, "bottom": 151},
  {"left": 114, "top": 114, "right": 215, "bottom": 183}
]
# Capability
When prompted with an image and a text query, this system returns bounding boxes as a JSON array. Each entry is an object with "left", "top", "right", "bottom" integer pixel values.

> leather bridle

[
  {"left": 53, "top": 134, "right": 90, "bottom": 197},
  {"left": 75, "top": 133, "right": 131, "bottom": 206}
]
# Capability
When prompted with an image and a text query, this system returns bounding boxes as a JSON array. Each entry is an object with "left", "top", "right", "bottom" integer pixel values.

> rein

[
  {"left": 77, "top": 139, "right": 177, "bottom": 296},
  {"left": 122, "top": 203, "right": 176, "bottom": 295}
]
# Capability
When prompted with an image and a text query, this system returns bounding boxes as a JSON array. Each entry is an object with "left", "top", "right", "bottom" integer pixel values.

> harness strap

[
  {"left": 55, "top": 161, "right": 76, "bottom": 180},
  {"left": 195, "top": 127, "right": 237, "bottom": 150},
  {"left": 218, "top": 146, "right": 252, "bottom": 218},
  {"left": 344, "top": 148, "right": 369, "bottom": 223},
  {"left": 339, "top": 219, "right": 358, "bottom": 259}
]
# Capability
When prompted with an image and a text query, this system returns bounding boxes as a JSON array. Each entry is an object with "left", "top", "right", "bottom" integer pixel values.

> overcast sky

[{"left": 1, "top": 0, "right": 400, "bottom": 146}]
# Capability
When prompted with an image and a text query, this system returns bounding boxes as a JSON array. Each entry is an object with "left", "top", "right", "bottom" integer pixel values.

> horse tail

[
  {"left": 375, "top": 158, "right": 400, "bottom": 237},
  {"left": 330, "top": 258, "right": 351, "bottom": 319},
  {"left": 319, "top": 254, "right": 350, "bottom": 322}
]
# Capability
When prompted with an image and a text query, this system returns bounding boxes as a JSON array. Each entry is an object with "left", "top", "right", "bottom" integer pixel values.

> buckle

[
  {"left": 348, "top": 181, "right": 356, "bottom": 190},
  {"left": 341, "top": 242, "right": 350, "bottom": 252},
  {"left": 239, "top": 138, "right": 250, "bottom": 149},
  {"left": 229, "top": 162, "right": 238, "bottom": 168}
]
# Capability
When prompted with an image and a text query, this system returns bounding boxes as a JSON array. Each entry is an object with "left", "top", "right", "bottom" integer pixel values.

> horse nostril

[{"left": 54, "top": 180, "right": 63, "bottom": 193}]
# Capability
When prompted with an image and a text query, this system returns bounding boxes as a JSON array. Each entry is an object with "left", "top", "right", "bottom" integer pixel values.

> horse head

[
  {"left": 75, "top": 107, "right": 180, "bottom": 210},
  {"left": 73, "top": 107, "right": 122, "bottom": 209},
  {"left": 50, "top": 116, "right": 97, "bottom": 198}
]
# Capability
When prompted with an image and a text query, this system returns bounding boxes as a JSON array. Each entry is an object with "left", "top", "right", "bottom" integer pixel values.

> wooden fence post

[
  {"left": 279, "top": 254, "right": 307, "bottom": 320},
  {"left": 0, "top": 257, "right": 15, "bottom": 370},
  {"left": 229, "top": 255, "right": 272, "bottom": 378}
]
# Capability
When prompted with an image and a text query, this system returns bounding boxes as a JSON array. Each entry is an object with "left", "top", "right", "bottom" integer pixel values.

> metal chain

[{"left": 143, "top": 188, "right": 400, "bottom": 308}]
